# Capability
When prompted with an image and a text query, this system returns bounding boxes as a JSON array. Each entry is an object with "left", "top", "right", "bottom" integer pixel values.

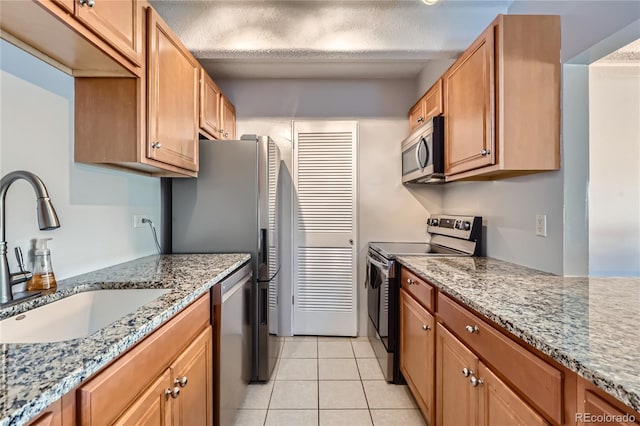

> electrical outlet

[
  {"left": 535, "top": 214, "right": 547, "bottom": 237},
  {"left": 133, "top": 215, "right": 147, "bottom": 229}
]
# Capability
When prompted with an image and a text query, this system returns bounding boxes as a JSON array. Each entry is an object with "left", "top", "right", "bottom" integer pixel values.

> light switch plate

[{"left": 536, "top": 214, "right": 547, "bottom": 237}]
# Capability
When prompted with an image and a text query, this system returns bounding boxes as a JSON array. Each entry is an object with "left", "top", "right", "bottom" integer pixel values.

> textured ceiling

[
  {"left": 150, "top": 0, "right": 513, "bottom": 78},
  {"left": 598, "top": 38, "right": 640, "bottom": 63}
]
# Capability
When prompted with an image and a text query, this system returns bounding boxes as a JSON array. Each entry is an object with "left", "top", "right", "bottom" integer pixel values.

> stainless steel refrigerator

[{"left": 171, "top": 135, "right": 283, "bottom": 385}]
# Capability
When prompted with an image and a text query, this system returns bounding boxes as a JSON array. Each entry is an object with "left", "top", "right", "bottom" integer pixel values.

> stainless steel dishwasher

[{"left": 219, "top": 263, "right": 253, "bottom": 426}]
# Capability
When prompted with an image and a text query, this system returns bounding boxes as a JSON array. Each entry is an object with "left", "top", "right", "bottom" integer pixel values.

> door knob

[
  {"left": 422, "top": 324, "right": 431, "bottom": 331},
  {"left": 480, "top": 149, "right": 491, "bottom": 156},
  {"left": 349, "top": 239, "right": 353, "bottom": 245},
  {"left": 165, "top": 387, "right": 180, "bottom": 399},
  {"left": 174, "top": 376, "right": 188, "bottom": 388}
]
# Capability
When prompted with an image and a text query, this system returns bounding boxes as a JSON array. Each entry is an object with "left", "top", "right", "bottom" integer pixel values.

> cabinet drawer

[
  {"left": 78, "top": 293, "right": 210, "bottom": 425},
  {"left": 400, "top": 268, "right": 434, "bottom": 312},
  {"left": 437, "top": 293, "right": 562, "bottom": 424}
]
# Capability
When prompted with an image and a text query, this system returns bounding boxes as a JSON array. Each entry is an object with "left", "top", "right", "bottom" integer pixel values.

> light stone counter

[
  {"left": 0, "top": 253, "right": 250, "bottom": 426},
  {"left": 397, "top": 256, "right": 640, "bottom": 413}
]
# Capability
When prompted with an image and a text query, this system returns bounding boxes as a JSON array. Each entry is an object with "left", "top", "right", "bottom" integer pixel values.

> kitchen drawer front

[
  {"left": 400, "top": 267, "right": 434, "bottom": 312},
  {"left": 437, "top": 293, "right": 562, "bottom": 424},
  {"left": 78, "top": 292, "right": 210, "bottom": 425}
]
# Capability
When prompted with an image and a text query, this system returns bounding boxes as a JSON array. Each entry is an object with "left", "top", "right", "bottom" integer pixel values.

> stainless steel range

[{"left": 366, "top": 214, "right": 482, "bottom": 383}]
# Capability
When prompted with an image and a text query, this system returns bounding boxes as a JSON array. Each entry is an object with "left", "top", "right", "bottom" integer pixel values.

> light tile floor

[{"left": 234, "top": 336, "right": 426, "bottom": 426}]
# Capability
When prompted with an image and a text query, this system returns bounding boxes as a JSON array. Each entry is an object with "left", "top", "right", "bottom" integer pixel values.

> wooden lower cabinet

[
  {"left": 478, "top": 362, "right": 549, "bottom": 426},
  {"left": 576, "top": 377, "right": 640, "bottom": 426},
  {"left": 436, "top": 323, "right": 478, "bottom": 426},
  {"left": 399, "top": 289, "right": 435, "bottom": 425},
  {"left": 27, "top": 394, "right": 75, "bottom": 426},
  {"left": 436, "top": 323, "right": 547, "bottom": 426},
  {"left": 112, "top": 327, "right": 212, "bottom": 426},
  {"left": 77, "top": 294, "right": 212, "bottom": 425},
  {"left": 114, "top": 370, "right": 173, "bottom": 426},
  {"left": 171, "top": 328, "right": 213, "bottom": 426}
]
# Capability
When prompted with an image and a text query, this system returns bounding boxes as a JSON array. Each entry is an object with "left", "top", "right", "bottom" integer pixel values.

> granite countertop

[
  {"left": 397, "top": 256, "right": 640, "bottom": 413},
  {"left": 0, "top": 253, "right": 251, "bottom": 426}
]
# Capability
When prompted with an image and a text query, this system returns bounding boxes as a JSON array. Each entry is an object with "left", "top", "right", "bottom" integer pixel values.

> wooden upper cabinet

[
  {"left": 199, "top": 68, "right": 222, "bottom": 139},
  {"left": 220, "top": 95, "right": 237, "bottom": 140},
  {"left": 444, "top": 24, "right": 495, "bottom": 176},
  {"left": 408, "top": 101, "right": 425, "bottom": 133},
  {"left": 478, "top": 362, "right": 549, "bottom": 426},
  {"left": 147, "top": 7, "right": 199, "bottom": 172},
  {"left": 444, "top": 14, "right": 560, "bottom": 181},
  {"left": 400, "top": 289, "right": 436, "bottom": 425},
  {"left": 423, "top": 78, "right": 443, "bottom": 122},
  {"left": 408, "top": 79, "right": 443, "bottom": 133},
  {"left": 74, "top": 0, "right": 143, "bottom": 67},
  {"left": 171, "top": 328, "right": 213, "bottom": 426},
  {"left": 113, "top": 370, "right": 173, "bottom": 426},
  {"left": 52, "top": 0, "right": 75, "bottom": 14},
  {"left": 436, "top": 323, "right": 478, "bottom": 426}
]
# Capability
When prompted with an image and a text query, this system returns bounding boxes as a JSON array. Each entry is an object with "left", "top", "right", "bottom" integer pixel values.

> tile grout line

[{"left": 353, "top": 339, "right": 375, "bottom": 426}]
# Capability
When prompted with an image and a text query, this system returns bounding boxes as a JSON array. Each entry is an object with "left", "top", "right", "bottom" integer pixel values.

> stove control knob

[
  {"left": 454, "top": 220, "right": 462, "bottom": 230},
  {"left": 430, "top": 219, "right": 439, "bottom": 227},
  {"left": 463, "top": 221, "right": 471, "bottom": 231}
]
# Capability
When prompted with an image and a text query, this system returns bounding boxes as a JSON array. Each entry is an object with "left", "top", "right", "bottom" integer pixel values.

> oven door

[{"left": 366, "top": 253, "right": 391, "bottom": 347}]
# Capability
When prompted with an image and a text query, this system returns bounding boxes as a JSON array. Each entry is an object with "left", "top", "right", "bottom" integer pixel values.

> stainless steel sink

[{"left": 0, "top": 289, "right": 170, "bottom": 343}]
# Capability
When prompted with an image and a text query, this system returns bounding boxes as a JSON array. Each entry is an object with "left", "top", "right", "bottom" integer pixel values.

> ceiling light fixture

[{"left": 422, "top": 0, "right": 439, "bottom": 5}]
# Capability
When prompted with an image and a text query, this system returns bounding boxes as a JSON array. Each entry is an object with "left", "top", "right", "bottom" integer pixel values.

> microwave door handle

[
  {"left": 415, "top": 139, "right": 423, "bottom": 171},
  {"left": 417, "top": 137, "right": 429, "bottom": 169}
]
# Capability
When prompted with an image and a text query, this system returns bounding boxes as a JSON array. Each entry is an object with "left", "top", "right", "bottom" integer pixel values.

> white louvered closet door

[{"left": 293, "top": 121, "right": 358, "bottom": 336}]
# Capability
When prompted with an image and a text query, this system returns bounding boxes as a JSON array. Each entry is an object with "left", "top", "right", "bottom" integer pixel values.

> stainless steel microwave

[{"left": 401, "top": 116, "right": 445, "bottom": 184}]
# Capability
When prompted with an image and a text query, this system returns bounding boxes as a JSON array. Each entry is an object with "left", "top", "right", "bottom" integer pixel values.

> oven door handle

[{"left": 367, "top": 256, "right": 391, "bottom": 276}]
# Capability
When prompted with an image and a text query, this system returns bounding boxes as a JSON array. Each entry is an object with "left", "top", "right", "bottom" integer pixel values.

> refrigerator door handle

[
  {"left": 260, "top": 285, "right": 268, "bottom": 325},
  {"left": 260, "top": 228, "right": 268, "bottom": 264}
]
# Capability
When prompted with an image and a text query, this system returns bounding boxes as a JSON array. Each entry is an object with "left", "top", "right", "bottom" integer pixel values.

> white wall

[
  {"left": 218, "top": 78, "right": 442, "bottom": 336},
  {"left": 0, "top": 39, "right": 161, "bottom": 281},
  {"left": 416, "top": 59, "right": 455, "bottom": 100},
  {"left": 588, "top": 64, "right": 640, "bottom": 276}
]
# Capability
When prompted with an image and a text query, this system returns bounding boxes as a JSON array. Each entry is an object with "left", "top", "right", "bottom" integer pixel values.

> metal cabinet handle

[
  {"left": 78, "top": 0, "right": 86, "bottom": 4},
  {"left": 470, "top": 375, "right": 484, "bottom": 387},
  {"left": 165, "top": 387, "right": 180, "bottom": 399},
  {"left": 480, "top": 149, "right": 491, "bottom": 156},
  {"left": 406, "top": 278, "right": 416, "bottom": 285},
  {"left": 174, "top": 376, "right": 188, "bottom": 388},
  {"left": 462, "top": 367, "right": 471, "bottom": 377},
  {"left": 224, "top": 132, "right": 229, "bottom": 138},
  {"left": 87, "top": 0, "right": 95, "bottom": 7},
  {"left": 465, "top": 325, "right": 479, "bottom": 334},
  {"left": 152, "top": 142, "right": 162, "bottom": 149},
  {"left": 417, "top": 116, "right": 425, "bottom": 123},
  {"left": 219, "top": 129, "right": 224, "bottom": 134},
  {"left": 422, "top": 324, "right": 431, "bottom": 331}
]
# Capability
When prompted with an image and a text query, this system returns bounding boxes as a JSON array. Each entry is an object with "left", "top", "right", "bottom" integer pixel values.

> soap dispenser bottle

[{"left": 27, "top": 238, "right": 57, "bottom": 291}]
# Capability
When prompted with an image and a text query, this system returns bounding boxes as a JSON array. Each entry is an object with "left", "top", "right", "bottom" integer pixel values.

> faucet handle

[
  {"left": 14, "top": 247, "right": 26, "bottom": 273},
  {"left": 11, "top": 246, "right": 32, "bottom": 286}
]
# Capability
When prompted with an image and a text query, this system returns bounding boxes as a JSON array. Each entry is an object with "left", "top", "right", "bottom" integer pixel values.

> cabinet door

[
  {"left": 399, "top": 289, "right": 435, "bottom": 425},
  {"left": 52, "top": 0, "right": 74, "bottom": 14},
  {"left": 436, "top": 323, "right": 478, "bottom": 426},
  {"left": 423, "top": 78, "right": 443, "bottom": 121},
  {"left": 444, "top": 24, "right": 495, "bottom": 176},
  {"left": 147, "top": 8, "right": 199, "bottom": 172},
  {"left": 171, "top": 327, "right": 213, "bottom": 426},
  {"left": 113, "top": 370, "right": 173, "bottom": 426},
  {"left": 408, "top": 100, "right": 425, "bottom": 132},
  {"left": 75, "top": 0, "right": 143, "bottom": 66},
  {"left": 199, "top": 69, "right": 222, "bottom": 139},
  {"left": 478, "top": 362, "right": 549, "bottom": 426},
  {"left": 220, "top": 96, "right": 236, "bottom": 140}
]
